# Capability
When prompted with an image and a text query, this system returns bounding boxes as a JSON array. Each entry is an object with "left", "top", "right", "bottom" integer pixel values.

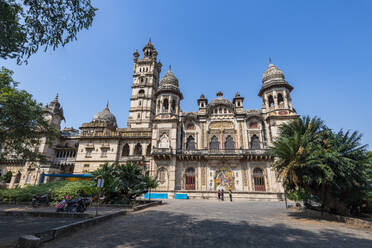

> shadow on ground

[{"left": 41, "top": 210, "right": 372, "bottom": 248}]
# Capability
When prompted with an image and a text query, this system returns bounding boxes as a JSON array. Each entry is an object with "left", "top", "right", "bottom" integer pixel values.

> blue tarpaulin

[
  {"left": 175, "top": 193, "right": 188, "bottom": 199},
  {"left": 144, "top": 193, "right": 168, "bottom": 199}
]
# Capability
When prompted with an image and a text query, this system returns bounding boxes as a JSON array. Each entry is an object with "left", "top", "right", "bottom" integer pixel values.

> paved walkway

[{"left": 42, "top": 200, "right": 372, "bottom": 248}]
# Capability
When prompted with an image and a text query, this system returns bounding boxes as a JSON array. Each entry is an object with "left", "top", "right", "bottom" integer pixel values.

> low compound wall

[{"left": 144, "top": 191, "right": 284, "bottom": 201}]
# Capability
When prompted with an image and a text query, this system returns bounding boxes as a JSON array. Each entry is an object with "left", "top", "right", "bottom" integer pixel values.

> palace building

[{"left": 1, "top": 40, "right": 298, "bottom": 200}]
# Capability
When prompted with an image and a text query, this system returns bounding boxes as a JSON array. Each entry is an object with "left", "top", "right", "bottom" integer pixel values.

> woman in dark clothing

[
  {"left": 229, "top": 189, "right": 232, "bottom": 202},
  {"left": 221, "top": 189, "right": 224, "bottom": 201},
  {"left": 217, "top": 189, "right": 221, "bottom": 201}
]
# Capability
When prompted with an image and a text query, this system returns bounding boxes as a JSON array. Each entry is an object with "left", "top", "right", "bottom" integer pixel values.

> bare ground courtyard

[{"left": 41, "top": 200, "right": 372, "bottom": 248}]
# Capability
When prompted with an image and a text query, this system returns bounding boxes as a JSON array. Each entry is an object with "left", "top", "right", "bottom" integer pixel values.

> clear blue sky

[{"left": 2, "top": 0, "right": 372, "bottom": 147}]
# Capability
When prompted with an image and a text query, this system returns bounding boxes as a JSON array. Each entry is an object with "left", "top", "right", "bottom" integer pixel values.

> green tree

[
  {"left": 269, "top": 116, "right": 372, "bottom": 215},
  {"left": 0, "top": 67, "right": 58, "bottom": 163},
  {"left": 92, "top": 162, "right": 158, "bottom": 204},
  {"left": 1, "top": 0, "right": 97, "bottom": 64}
]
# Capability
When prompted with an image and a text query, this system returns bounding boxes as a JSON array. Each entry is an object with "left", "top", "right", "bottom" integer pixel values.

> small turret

[{"left": 197, "top": 93, "right": 208, "bottom": 110}]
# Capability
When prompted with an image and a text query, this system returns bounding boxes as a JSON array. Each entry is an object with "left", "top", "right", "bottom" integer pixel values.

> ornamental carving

[{"left": 209, "top": 121, "right": 233, "bottom": 130}]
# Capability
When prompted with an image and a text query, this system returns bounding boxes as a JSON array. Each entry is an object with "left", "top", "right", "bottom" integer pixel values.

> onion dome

[
  {"left": 133, "top": 49, "right": 139, "bottom": 58},
  {"left": 258, "top": 58, "right": 293, "bottom": 97},
  {"left": 160, "top": 65, "right": 179, "bottom": 87},
  {"left": 92, "top": 103, "right": 117, "bottom": 128}
]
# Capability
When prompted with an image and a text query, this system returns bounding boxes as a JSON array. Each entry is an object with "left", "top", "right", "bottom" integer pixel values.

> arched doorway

[
  {"left": 185, "top": 167, "right": 195, "bottom": 190},
  {"left": 253, "top": 168, "right": 265, "bottom": 191}
]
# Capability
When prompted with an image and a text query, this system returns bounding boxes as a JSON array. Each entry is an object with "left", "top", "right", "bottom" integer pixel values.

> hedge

[{"left": 0, "top": 181, "right": 98, "bottom": 204}]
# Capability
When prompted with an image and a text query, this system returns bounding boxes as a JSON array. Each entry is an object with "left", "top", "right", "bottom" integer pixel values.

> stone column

[
  {"left": 283, "top": 90, "right": 289, "bottom": 109},
  {"left": 273, "top": 90, "right": 279, "bottom": 109},
  {"left": 129, "top": 143, "right": 135, "bottom": 156}
]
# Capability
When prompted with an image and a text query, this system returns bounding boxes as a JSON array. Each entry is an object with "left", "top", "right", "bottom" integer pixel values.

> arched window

[
  {"left": 186, "top": 123, "right": 195, "bottom": 130},
  {"left": 250, "top": 135, "right": 260, "bottom": 149},
  {"left": 138, "top": 100, "right": 141, "bottom": 106},
  {"left": 122, "top": 143, "right": 129, "bottom": 156},
  {"left": 134, "top": 143, "right": 142, "bottom": 156},
  {"left": 140, "top": 78, "right": 144, "bottom": 83},
  {"left": 210, "top": 136, "right": 219, "bottom": 150},
  {"left": 137, "top": 113, "right": 141, "bottom": 119},
  {"left": 253, "top": 168, "right": 265, "bottom": 191},
  {"left": 185, "top": 167, "right": 195, "bottom": 190},
  {"left": 4, "top": 171, "right": 12, "bottom": 183},
  {"left": 186, "top": 136, "right": 195, "bottom": 150},
  {"left": 146, "top": 144, "right": 151, "bottom": 156},
  {"left": 162, "top": 98, "right": 169, "bottom": 112},
  {"left": 14, "top": 172, "right": 21, "bottom": 184},
  {"left": 277, "top": 93, "right": 284, "bottom": 107},
  {"left": 171, "top": 100, "right": 176, "bottom": 113},
  {"left": 249, "top": 121, "right": 258, "bottom": 129},
  {"left": 138, "top": 89, "right": 145, "bottom": 95},
  {"left": 224, "top": 135, "right": 235, "bottom": 150},
  {"left": 268, "top": 95, "right": 274, "bottom": 108},
  {"left": 159, "top": 134, "right": 169, "bottom": 148}
]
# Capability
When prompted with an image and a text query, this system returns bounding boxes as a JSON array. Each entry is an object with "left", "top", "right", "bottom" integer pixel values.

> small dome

[
  {"left": 160, "top": 65, "right": 179, "bottom": 87},
  {"left": 93, "top": 104, "right": 117, "bottom": 128},
  {"left": 262, "top": 59, "right": 285, "bottom": 83}
]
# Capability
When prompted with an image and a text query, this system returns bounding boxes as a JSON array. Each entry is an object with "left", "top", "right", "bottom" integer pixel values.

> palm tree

[{"left": 269, "top": 116, "right": 371, "bottom": 215}]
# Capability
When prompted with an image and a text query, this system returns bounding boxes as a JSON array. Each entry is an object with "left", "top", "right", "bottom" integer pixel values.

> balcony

[
  {"left": 176, "top": 149, "right": 270, "bottom": 161},
  {"left": 152, "top": 148, "right": 173, "bottom": 154}
]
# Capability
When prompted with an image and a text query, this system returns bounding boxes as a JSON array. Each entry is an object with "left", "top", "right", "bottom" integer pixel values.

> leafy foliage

[
  {"left": 0, "top": 67, "right": 58, "bottom": 163},
  {"left": 0, "top": 0, "right": 97, "bottom": 64},
  {"left": 0, "top": 180, "right": 97, "bottom": 203},
  {"left": 92, "top": 162, "right": 158, "bottom": 204},
  {"left": 269, "top": 116, "right": 372, "bottom": 215}
]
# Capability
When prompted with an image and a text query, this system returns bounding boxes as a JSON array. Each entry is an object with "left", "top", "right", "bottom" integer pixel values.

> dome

[
  {"left": 92, "top": 104, "right": 117, "bottom": 128},
  {"left": 207, "top": 91, "right": 235, "bottom": 113},
  {"left": 160, "top": 65, "right": 179, "bottom": 87},
  {"left": 262, "top": 59, "right": 285, "bottom": 83}
]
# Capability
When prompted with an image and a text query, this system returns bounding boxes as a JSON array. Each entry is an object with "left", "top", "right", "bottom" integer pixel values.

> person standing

[
  {"left": 229, "top": 189, "right": 232, "bottom": 202},
  {"left": 221, "top": 189, "right": 224, "bottom": 201},
  {"left": 217, "top": 189, "right": 221, "bottom": 201}
]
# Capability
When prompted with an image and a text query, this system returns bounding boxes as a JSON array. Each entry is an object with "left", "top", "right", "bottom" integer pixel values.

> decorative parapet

[{"left": 174, "top": 149, "right": 272, "bottom": 161}]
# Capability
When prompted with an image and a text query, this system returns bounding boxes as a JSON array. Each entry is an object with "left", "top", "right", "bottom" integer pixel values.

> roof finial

[
  {"left": 149, "top": 37, "right": 151, "bottom": 43},
  {"left": 168, "top": 65, "right": 171, "bottom": 72},
  {"left": 269, "top": 57, "right": 272, "bottom": 65},
  {"left": 106, "top": 100, "right": 109, "bottom": 109},
  {"left": 52, "top": 93, "right": 59, "bottom": 102}
]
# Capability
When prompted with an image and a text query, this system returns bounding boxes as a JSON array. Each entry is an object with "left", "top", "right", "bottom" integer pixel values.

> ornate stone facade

[{"left": 0, "top": 41, "right": 298, "bottom": 200}]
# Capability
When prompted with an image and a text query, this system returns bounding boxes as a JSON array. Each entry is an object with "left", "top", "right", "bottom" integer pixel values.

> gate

[
  {"left": 253, "top": 168, "right": 266, "bottom": 191},
  {"left": 185, "top": 167, "right": 195, "bottom": 190}
]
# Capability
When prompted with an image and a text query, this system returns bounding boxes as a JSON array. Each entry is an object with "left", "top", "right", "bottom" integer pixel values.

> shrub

[{"left": 0, "top": 181, "right": 97, "bottom": 204}]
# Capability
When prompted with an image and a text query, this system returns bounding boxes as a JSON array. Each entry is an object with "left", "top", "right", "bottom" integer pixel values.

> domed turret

[
  {"left": 155, "top": 65, "right": 183, "bottom": 115},
  {"left": 258, "top": 59, "right": 293, "bottom": 97},
  {"left": 258, "top": 59, "right": 294, "bottom": 112},
  {"left": 92, "top": 103, "right": 117, "bottom": 128}
]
